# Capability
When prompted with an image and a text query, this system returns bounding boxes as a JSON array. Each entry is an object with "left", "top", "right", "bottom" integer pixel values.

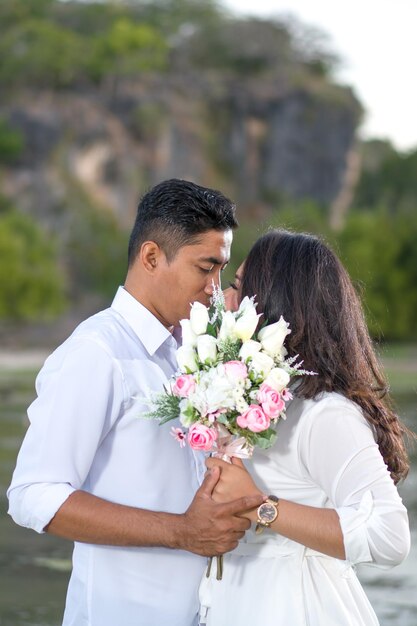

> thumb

[
  {"left": 231, "top": 456, "right": 245, "bottom": 468},
  {"left": 198, "top": 465, "right": 220, "bottom": 498}
]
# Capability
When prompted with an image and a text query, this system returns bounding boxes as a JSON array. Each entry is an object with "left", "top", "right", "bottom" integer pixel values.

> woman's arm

[
  {"left": 206, "top": 457, "right": 345, "bottom": 559},
  {"left": 207, "top": 401, "right": 410, "bottom": 567}
]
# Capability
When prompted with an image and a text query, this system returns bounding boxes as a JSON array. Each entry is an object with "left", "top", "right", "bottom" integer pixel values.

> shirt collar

[{"left": 111, "top": 286, "right": 174, "bottom": 356}]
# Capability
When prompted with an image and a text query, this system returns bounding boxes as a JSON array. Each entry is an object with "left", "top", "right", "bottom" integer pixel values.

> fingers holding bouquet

[
  {"left": 205, "top": 457, "right": 263, "bottom": 518},
  {"left": 179, "top": 465, "right": 264, "bottom": 557}
]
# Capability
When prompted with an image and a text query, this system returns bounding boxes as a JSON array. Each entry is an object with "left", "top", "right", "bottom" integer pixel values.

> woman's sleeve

[{"left": 298, "top": 399, "right": 410, "bottom": 568}]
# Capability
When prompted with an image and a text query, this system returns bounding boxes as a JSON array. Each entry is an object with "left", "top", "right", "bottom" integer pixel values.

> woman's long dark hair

[{"left": 241, "top": 229, "right": 412, "bottom": 483}]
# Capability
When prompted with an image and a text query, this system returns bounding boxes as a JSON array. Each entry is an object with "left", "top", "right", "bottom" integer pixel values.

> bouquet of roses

[
  {"left": 146, "top": 287, "right": 313, "bottom": 580},
  {"left": 147, "top": 287, "right": 313, "bottom": 460}
]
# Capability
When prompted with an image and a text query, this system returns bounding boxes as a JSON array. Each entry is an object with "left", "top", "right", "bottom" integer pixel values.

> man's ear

[{"left": 139, "top": 241, "right": 163, "bottom": 273}]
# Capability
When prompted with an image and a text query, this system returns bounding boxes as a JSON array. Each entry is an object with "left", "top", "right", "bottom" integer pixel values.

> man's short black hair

[{"left": 128, "top": 179, "right": 238, "bottom": 266}]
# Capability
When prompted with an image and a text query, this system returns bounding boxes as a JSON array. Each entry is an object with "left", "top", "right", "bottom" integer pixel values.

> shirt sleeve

[
  {"left": 298, "top": 397, "right": 410, "bottom": 568},
  {"left": 7, "top": 336, "right": 127, "bottom": 533}
]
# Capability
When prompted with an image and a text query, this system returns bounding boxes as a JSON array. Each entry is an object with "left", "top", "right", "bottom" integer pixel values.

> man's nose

[{"left": 204, "top": 269, "right": 221, "bottom": 295}]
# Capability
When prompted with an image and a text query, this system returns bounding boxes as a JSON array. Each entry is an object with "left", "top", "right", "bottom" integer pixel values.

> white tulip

[
  {"left": 197, "top": 334, "right": 217, "bottom": 364},
  {"left": 176, "top": 345, "right": 198, "bottom": 373},
  {"left": 180, "top": 319, "right": 198, "bottom": 347},
  {"left": 234, "top": 300, "right": 260, "bottom": 342},
  {"left": 237, "top": 296, "right": 255, "bottom": 313},
  {"left": 239, "top": 339, "right": 262, "bottom": 362},
  {"left": 218, "top": 310, "right": 237, "bottom": 341},
  {"left": 249, "top": 351, "right": 274, "bottom": 377},
  {"left": 264, "top": 367, "right": 290, "bottom": 392},
  {"left": 189, "top": 301, "right": 210, "bottom": 335},
  {"left": 258, "top": 316, "right": 291, "bottom": 358}
]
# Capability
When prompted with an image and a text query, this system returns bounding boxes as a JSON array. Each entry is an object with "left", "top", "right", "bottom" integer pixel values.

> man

[{"left": 8, "top": 179, "right": 263, "bottom": 626}]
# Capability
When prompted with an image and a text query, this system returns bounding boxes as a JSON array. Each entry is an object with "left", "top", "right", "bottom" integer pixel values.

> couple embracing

[{"left": 8, "top": 179, "right": 412, "bottom": 626}]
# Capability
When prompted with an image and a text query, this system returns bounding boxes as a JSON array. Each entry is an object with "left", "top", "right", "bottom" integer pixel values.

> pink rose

[
  {"left": 237, "top": 405, "right": 270, "bottom": 433},
  {"left": 172, "top": 374, "right": 196, "bottom": 398},
  {"left": 257, "top": 383, "right": 285, "bottom": 419},
  {"left": 223, "top": 360, "right": 248, "bottom": 380},
  {"left": 188, "top": 423, "right": 218, "bottom": 451}
]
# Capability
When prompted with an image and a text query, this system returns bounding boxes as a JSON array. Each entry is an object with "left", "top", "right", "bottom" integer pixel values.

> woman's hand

[
  {"left": 205, "top": 457, "right": 264, "bottom": 520},
  {"left": 206, "top": 458, "right": 346, "bottom": 558}
]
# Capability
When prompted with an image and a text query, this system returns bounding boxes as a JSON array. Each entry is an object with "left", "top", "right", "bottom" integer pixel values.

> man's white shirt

[{"left": 8, "top": 287, "right": 206, "bottom": 626}]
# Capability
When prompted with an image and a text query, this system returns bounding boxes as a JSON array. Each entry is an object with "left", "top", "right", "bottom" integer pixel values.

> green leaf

[
  {"left": 217, "top": 337, "right": 242, "bottom": 361},
  {"left": 206, "top": 322, "right": 217, "bottom": 337},
  {"left": 216, "top": 414, "right": 229, "bottom": 425},
  {"left": 144, "top": 393, "right": 181, "bottom": 425},
  {"left": 253, "top": 429, "right": 278, "bottom": 449}
]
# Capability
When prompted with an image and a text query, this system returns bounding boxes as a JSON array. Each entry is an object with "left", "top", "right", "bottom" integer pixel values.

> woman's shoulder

[
  {"left": 296, "top": 390, "right": 363, "bottom": 414},
  {"left": 291, "top": 391, "right": 371, "bottom": 435},
  {"left": 291, "top": 392, "right": 377, "bottom": 469}
]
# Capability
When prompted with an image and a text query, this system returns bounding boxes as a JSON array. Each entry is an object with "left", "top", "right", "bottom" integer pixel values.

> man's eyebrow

[{"left": 199, "top": 256, "right": 228, "bottom": 265}]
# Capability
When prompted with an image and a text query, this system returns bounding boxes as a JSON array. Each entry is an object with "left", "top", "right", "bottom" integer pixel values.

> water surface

[{"left": 1, "top": 360, "right": 416, "bottom": 625}]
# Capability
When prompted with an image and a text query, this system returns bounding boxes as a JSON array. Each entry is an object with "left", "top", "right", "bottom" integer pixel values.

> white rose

[
  {"left": 257, "top": 316, "right": 291, "bottom": 358},
  {"left": 264, "top": 367, "right": 291, "bottom": 392},
  {"left": 249, "top": 351, "right": 274, "bottom": 377},
  {"left": 218, "top": 310, "right": 237, "bottom": 341},
  {"left": 189, "top": 370, "right": 235, "bottom": 416},
  {"left": 234, "top": 299, "right": 260, "bottom": 342},
  {"left": 176, "top": 345, "right": 198, "bottom": 373},
  {"left": 197, "top": 334, "right": 217, "bottom": 364},
  {"left": 189, "top": 301, "right": 210, "bottom": 335},
  {"left": 239, "top": 339, "right": 262, "bottom": 362},
  {"left": 180, "top": 319, "right": 198, "bottom": 347},
  {"left": 206, "top": 378, "right": 235, "bottom": 413},
  {"left": 187, "top": 388, "right": 208, "bottom": 417}
]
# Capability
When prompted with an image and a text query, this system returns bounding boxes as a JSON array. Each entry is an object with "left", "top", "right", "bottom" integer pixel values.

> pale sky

[{"left": 223, "top": 0, "right": 417, "bottom": 151}]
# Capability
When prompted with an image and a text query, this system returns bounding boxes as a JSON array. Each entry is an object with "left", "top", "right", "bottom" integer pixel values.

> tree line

[
  {"left": 1, "top": 130, "right": 416, "bottom": 340},
  {"left": 0, "top": 0, "right": 337, "bottom": 89},
  {"left": 231, "top": 141, "right": 417, "bottom": 342}
]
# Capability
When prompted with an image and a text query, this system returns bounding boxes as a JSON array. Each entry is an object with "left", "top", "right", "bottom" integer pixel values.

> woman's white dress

[{"left": 199, "top": 392, "right": 410, "bottom": 626}]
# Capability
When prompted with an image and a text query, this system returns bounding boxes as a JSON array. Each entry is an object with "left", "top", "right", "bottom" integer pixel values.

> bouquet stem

[{"left": 206, "top": 555, "right": 223, "bottom": 580}]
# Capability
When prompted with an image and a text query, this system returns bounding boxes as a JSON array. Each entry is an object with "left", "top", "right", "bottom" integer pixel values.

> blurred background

[{"left": 0, "top": 1, "right": 415, "bottom": 624}]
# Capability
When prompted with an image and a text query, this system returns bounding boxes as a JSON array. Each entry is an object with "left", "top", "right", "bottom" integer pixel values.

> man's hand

[
  {"left": 175, "top": 466, "right": 264, "bottom": 556},
  {"left": 43, "top": 463, "right": 264, "bottom": 556}
]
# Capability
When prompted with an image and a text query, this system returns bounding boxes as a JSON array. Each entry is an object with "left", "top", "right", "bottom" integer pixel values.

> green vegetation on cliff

[
  {"left": 0, "top": 205, "right": 66, "bottom": 320},
  {"left": 0, "top": 118, "right": 24, "bottom": 164}
]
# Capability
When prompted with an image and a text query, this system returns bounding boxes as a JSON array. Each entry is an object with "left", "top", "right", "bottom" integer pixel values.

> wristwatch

[{"left": 255, "top": 495, "right": 279, "bottom": 534}]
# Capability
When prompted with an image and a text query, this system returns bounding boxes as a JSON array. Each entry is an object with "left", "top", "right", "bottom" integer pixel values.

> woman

[{"left": 199, "top": 229, "right": 412, "bottom": 626}]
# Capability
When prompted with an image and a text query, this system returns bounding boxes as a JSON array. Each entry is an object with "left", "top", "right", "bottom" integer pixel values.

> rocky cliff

[{"left": 2, "top": 72, "right": 361, "bottom": 232}]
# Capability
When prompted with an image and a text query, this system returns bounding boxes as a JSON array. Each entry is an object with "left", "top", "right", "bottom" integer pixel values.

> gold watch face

[{"left": 258, "top": 502, "right": 277, "bottom": 524}]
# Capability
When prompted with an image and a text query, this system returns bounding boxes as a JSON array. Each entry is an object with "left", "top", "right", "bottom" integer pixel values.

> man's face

[{"left": 152, "top": 229, "right": 233, "bottom": 327}]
